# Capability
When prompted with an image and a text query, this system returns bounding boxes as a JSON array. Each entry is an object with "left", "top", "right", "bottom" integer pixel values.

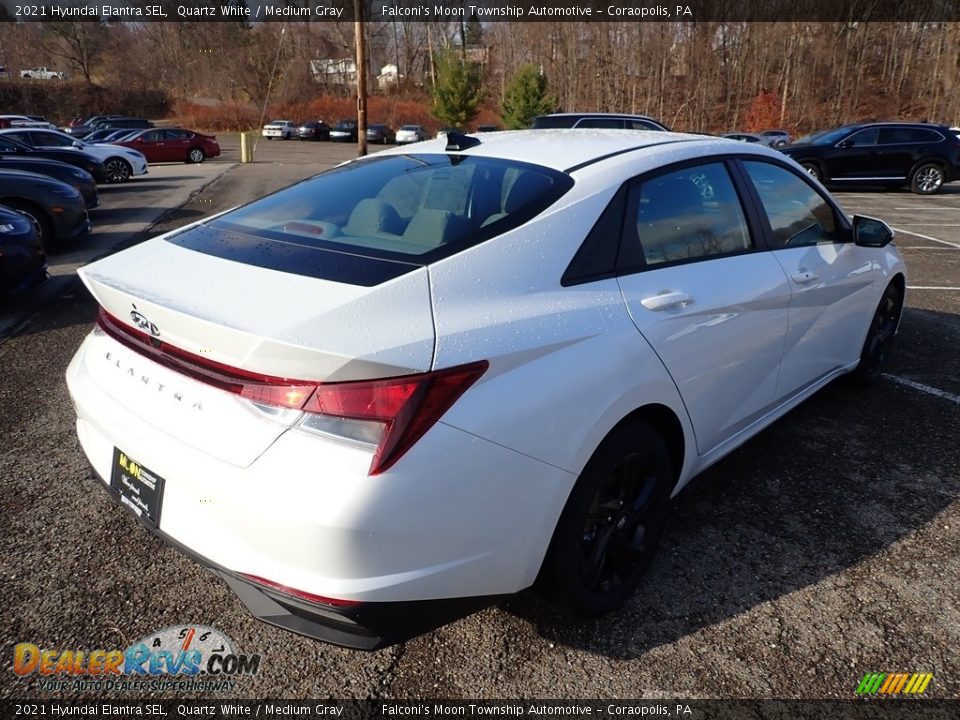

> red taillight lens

[
  {"left": 303, "top": 361, "right": 488, "bottom": 475},
  {"left": 239, "top": 574, "right": 360, "bottom": 607},
  {"left": 96, "top": 307, "right": 487, "bottom": 474}
]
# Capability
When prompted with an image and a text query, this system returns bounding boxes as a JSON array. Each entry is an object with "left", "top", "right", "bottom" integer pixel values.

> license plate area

[{"left": 110, "top": 448, "right": 165, "bottom": 526}]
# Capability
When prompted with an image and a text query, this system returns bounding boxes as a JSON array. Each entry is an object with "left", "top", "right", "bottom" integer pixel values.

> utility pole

[{"left": 355, "top": 0, "right": 368, "bottom": 157}]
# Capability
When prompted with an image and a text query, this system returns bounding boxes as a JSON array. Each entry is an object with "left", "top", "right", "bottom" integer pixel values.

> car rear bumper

[
  {"left": 66, "top": 330, "right": 572, "bottom": 645},
  {"left": 82, "top": 460, "right": 504, "bottom": 649}
]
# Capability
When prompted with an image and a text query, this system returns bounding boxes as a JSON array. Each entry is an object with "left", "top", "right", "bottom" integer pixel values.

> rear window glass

[
  {"left": 531, "top": 116, "right": 574, "bottom": 129},
  {"left": 208, "top": 154, "right": 573, "bottom": 263}
]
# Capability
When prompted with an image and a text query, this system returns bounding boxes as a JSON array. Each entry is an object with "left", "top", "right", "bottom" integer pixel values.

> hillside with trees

[{"left": 1, "top": 18, "right": 957, "bottom": 133}]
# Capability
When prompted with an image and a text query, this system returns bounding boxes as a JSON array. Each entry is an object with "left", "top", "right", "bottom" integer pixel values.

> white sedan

[
  {"left": 261, "top": 120, "right": 296, "bottom": 140},
  {"left": 66, "top": 130, "right": 906, "bottom": 649},
  {"left": 0, "top": 128, "right": 148, "bottom": 183}
]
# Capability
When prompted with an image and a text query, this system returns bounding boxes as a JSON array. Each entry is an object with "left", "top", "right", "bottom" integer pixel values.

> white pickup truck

[{"left": 20, "top": 67, "right": 66, "bottom": 80}]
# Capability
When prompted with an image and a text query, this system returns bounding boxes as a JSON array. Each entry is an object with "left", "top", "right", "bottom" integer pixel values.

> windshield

[
  {"left": 204, "top": 153, "right": 573, "bottom": 263},
  {"left": 802, "top": 128, "right": 854, "bottom": 145}
]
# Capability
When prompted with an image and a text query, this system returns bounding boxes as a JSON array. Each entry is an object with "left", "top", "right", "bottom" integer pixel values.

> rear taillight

[
  {"left": 239, "top": 574, "right": 360, "bottom": 607},
  {"left": 301, "top": 361, "right": 488, "bottom": 474},
  {"left": 96, "top": 308, "right": 487, "bottom": 474}
]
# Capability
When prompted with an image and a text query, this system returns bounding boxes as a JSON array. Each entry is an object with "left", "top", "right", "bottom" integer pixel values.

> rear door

[
  {"left": 738, "top": 159, "right": 876, "bottom": 398},
  {"left": 162, "top": 129, "right": 192, "bottom": 161},
  {"left": 877, "top": 126, "right": 944, "bottom": 180},
  {"left": 617, "top": 160, "right": 792, "bottom": 454}
]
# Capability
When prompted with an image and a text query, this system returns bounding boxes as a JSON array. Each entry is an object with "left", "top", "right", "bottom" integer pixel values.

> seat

[
  {"left": 401, "top": 208, "right": 468, "bottom": 250},
  {"left": 342, "top": 198, "right": 403, "bottom": 239},
  {"left": 481, "top": 171, "right": 553, "bottom": 227}
]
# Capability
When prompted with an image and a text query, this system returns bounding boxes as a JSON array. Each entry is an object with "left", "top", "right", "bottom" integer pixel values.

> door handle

[
  {"left": 640, "top": 292, "right": 695, "bottom": 311},
  {"left": 791, "top": 271, "right": 819, "bottom": 285}
]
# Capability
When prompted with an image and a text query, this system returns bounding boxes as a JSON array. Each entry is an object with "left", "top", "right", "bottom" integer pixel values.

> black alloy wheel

[
  {"left": 539, "top": 419, "right": 673, "bottom": 617},
  {"left": 853, "top": 283, "right": 902, "bottom": 385}
]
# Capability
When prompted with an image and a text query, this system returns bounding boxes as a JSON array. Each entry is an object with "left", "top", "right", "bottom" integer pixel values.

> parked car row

[
  {"left": 263, "top": 119, "right": 493, "bottom": 146},
  {"left": 65, "top": 116, "right": 154, "bottom": 139},
  {"left": 0, "top": 112, "right": 221, "bottom": 295},
  {"left": 529, "top": 113, "right": 959, "bottom": 195}
]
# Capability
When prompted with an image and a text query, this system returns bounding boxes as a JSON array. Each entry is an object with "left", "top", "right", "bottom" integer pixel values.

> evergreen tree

[
  {"left": 501, "top": 65, "right": 554, "bottom": 130},
  {"left": 431, "top": 52, "right": 484, "bottom": 129},
  {"left": 465, "top": 13, "right": 484, "bottom": 47}
]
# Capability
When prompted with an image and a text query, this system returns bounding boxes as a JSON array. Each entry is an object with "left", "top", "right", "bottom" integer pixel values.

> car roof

[
  {"left": 372, "top": 129, "right": 777, "bottom": 173},
  {"left": 540, "top": 112, "right": 658, "bottom": 120},
  {"left": 840, "top": 121, "right": 951, "bottom": 131}
]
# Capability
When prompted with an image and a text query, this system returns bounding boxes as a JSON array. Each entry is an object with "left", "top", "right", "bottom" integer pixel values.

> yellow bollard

[{"left": 240, "top": 132, "right": 254, "bottom": 163}]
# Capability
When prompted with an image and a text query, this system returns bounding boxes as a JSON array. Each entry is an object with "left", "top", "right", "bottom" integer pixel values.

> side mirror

[
  {"left": 853, "top": 215, "right": 894, "bottom": 248},
  {"left": 72, "top": 141, "right": 83, "bottom": 148}
]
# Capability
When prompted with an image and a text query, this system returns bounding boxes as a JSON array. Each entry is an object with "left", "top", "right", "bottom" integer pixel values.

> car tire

[
  {"left": 104, "top": 157, "right": 132, "bottom": 183},
  {"left": 910, "top": 163, "right": 945, "bottom": 195},
  {"left": 187, "top": 147, "right": 205, "bottom": 164},
  {"left": 851, "top": 282, "right": 902, "bottom": 386},
  {"left": 800, "top": 161, "right": 823, "bottom": 181},
  {"left": 538, "top": 418, "right": 674, "bottom": 618},
  {"left": 6, "top": 200, "right": 55, "bottom": 252}
]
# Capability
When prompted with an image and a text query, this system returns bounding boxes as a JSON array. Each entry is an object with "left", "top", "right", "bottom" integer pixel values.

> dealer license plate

[{"left": 110, "top": 448, "right": 165, "bottom": 526}]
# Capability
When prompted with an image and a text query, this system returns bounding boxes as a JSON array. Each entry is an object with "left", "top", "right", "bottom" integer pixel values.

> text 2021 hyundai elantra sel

[{"left": 67, "top": 130, "right": 906, "bottom": 649}]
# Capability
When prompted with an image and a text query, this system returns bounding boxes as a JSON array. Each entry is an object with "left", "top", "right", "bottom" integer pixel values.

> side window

[
  {"left": 912, "top": 128, "right": 942, "bottom": 143},
  {"left": 142, "top": 130, "right": 162, "bottom": 142},
  {"left": 577, "top": 118, "right": 624, "bottom": 129},
  {"left": 628, "top": 120, "right": 660, "bottom": 130},
  {"left": 879, "top": 127, "right": 914, "bottom": 145},
  {"left": 621, "top": 162, "right": 752, "bottom": 268},
  {"left": 38, "top": 132, "right": 73, "bottom": 147},
  {"left": 163, "top": 129, "right": 189, "bottom": 140},
  {"left": 846, "top": 128, "right": 879, "bottom": 147},
  {"left": 743, "top": 161, "right": 842, "bottom": 248}
]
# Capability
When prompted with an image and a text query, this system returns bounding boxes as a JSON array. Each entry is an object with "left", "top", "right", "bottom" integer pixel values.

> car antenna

[{"left": 445, "top": 131, "right": 481, "bottom": 152}]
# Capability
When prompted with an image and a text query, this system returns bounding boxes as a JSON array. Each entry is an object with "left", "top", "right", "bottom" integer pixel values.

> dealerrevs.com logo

[{"left": 13, "top": 625, "right": 261, "bottom": 693}]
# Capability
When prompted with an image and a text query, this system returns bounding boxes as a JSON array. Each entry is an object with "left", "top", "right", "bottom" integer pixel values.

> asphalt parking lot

[{"left": 1, "top": 138, "right": 958, "bottom": 701}]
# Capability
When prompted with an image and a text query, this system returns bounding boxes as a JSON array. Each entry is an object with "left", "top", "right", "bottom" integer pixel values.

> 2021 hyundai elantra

[{"left": 66, "top": 130, "right": 906, "bottom": 649}]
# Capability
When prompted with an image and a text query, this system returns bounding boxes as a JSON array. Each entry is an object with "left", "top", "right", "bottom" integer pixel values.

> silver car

[{"left": 396, "top": 124, "right": 426, "bottom": 145}]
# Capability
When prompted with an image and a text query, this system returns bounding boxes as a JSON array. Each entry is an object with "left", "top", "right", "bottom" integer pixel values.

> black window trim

[{"left": 561, "top": 154, "right": 777, "bottom": 286}]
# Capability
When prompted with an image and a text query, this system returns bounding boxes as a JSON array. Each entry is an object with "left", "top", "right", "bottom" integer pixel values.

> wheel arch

[
  {"left": 888, "top": 272, "right": 907, "bottom": 331},
  {"left": 908, "top": 157, "right": 947, "bottom": 178},
  {"left": 0, "top": 196, "right": 53, "bottom": 227},
  {"left": 588, "top": 402, "right": 687, "bottom": 496}
]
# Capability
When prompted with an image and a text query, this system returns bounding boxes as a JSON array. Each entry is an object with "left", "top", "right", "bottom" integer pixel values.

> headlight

[
  {"left": 0, "top": 223, "right": 16, "bottom": 233},
  {"left": 51, "top": 185, "right": 81, "bottom": 198},
  {"left": 71, "top": 168, "right": 90, "bottom": 179}
]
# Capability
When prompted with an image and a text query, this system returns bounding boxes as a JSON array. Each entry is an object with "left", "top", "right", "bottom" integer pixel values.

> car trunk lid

[{"left": 78, "top": 232, "right": 434, "bottom": 467}]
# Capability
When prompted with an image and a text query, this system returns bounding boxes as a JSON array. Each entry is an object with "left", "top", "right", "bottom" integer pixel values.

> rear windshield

[
  {"left": 400, "top": 125, "right": 420, "bottom": 131},
  {"left": 531, "top": 116, "right": 575, "bottom": 129},
  {"left": 207, "top": 153, "right": 573, "bottom": 263}
]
